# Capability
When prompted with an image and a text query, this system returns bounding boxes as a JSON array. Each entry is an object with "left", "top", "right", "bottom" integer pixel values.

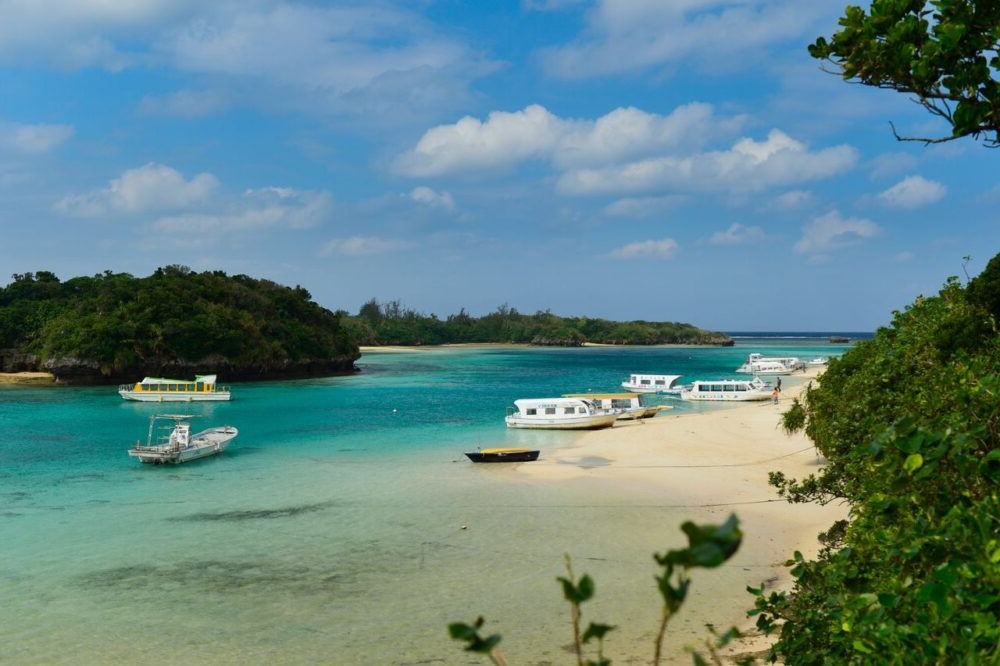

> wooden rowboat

[{"left": 465, "top": 447, "right": 540, "bottom": 463}]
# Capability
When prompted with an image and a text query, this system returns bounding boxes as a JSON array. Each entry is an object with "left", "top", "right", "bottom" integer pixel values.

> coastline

[
  {"left": 515, "top": 366, "right": 844, "bottom": 661},
  {"left": 0, "top": 371, "right": 55, "bottom": 384}
]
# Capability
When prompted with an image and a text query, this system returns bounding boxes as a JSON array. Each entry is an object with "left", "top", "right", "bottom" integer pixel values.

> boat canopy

[{"left": 139, "top": 374, "right": 217, "bottom": 385}]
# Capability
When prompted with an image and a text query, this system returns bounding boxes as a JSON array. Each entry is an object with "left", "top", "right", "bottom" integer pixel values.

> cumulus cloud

[
  {"left": 609, "top": 238, "right": 678, "bottom": 260},
  {"left": 151, "top": 188, "right": 330, "bottom": 233},
  {"left": 709, "top": 223, "right": 765, "bottom": 246},
  {"left": 558, "top": 130, "right": 857, "bottom": 196},
  {"left": 319, "top": 236, "right": 411, "bottom": 257},
  {"left": 0, "top": 3, "right": 487, "bottom": 120},
  {"left": 877, "top": 175, "right": 946, "bottom": 209},
  {"left": 394, "top": 103, "right": 744, "bottom": 177},
  {"left": 0, "top": 120, "right": 74, "bottom": 154},
  {"left": 56, "top": 163, "right": 218, "bottom": 217},
  {"left": 410, "top": 186, "right": 456, "bottom": 210},
  {"left": 539, "top": 1, "right": 835, "bottom": 79},
  {"left": 794, "top": 210, "right": 880, "bottom": 255}
]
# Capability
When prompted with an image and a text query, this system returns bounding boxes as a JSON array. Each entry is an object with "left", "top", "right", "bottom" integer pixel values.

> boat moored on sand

[
  {"left": 679, "top": 376, "right": 771, "bottom": 402},
  {"left": 735, "top": 353, "right": 804, "bottom": 375},
  {"left": 127, "top": 414, "right": 238, "bottom": 464},
  {"left": 118, "top": 375, "right": 231, "bottom": 402},
  {"left": 562, "top": 392, "right": 668, "bottom": 420},
  {"left": 505, "top": 398, "right": 618, "bottom": 429},
  {"left": 465, "top": 448, "right": 540, "bottom": 463}
]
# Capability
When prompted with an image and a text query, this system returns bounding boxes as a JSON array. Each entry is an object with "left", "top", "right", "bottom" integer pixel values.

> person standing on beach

[
  {"left": 776, "top": 377, "right": 782, "bottom": 391},
  {"left": 772, "top": 388, "right": 780, "bottom": 404}
]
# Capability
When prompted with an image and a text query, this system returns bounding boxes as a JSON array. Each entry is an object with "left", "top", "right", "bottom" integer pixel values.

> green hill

[{"left": 0, "top": 266, "right": 359, "bottom": 384}]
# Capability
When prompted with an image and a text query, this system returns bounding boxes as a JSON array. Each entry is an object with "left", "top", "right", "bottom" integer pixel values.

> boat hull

[
  {"left": 680, "top": 391, "right": 770, "bottom": 402},
  {"left": 465, "top": 449, "right": 540, "bottom": 463},
  {"left": 119, "top": 391, "right": 231, "bottom": 402},
  {"left": 505, "top": 413, "right": 617, "bottom": 429}
]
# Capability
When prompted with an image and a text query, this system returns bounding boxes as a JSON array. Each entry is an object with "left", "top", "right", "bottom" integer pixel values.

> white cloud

[
  {"left": 604, "top": 195, "right": 685, "bottom": 218},
  {"left": 540, "top": 1, "right": 836, "bottom": 79},
  {"left": 771, "top": 189, "right": 813, "bottom": 210},
  {"left": 609, "top": 237, "right": 678, "bottom": 260},
  {"left": 137, "top": 89, "right": 229, "bottom": 117},
  {"left": 151, "top": 188, "right": 330, "bottom": 233},
  {"left": 410, "top": 186, "right": 456, "bottom": 210},
  {"left": 56, "top": 163, "right": 218, "bottom": 217},
  {"left": 0, "top": 120, "right": 74, "bottom": 154},
  {"left": 395, "top": 103, "right": 745, "bottom": 178},
  {"left": 558, "top": 130, "right": 857, "bottom": 196},
  {"left": 319, "top": 236, "right": 411, "bottom": 257},
  {"left": 709, "top": 223, "right": 766, "bottom": 246},
  {"left": 794, "top": 210, "right": 880, "bottom": 255},
  {"left": 877, "top": 175, "right": 946, "bottom": 209}
]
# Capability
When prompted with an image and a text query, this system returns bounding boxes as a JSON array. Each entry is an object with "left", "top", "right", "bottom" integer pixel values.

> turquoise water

[{"left": 0, "top": 340, "right": 854, "bottom": 664}]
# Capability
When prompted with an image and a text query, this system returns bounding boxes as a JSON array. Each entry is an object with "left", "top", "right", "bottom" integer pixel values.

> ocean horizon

[{"left": 2, "top": 338, "right": 852, "bottom": 664}]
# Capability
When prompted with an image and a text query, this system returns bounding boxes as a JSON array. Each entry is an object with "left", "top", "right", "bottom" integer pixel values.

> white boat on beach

[
  {"left": 679, "top": 376, "right": 772, "bottom": 402},
  {"left": 620, "top": 374, "right": 684, "bottom": 394},
  {"left": 505, "top": 397, "right": 618, "bottom": 429},
  {"left": 735, "top": 353, "right": 804, "bottom": 375},
  {"left": 807, "top": 357, "right": 829, "bottom": 366},
  {"left": 118, "top": 374, "right": 231, "bottom": 402},
  {"left": 127, "top": 414, "right": 238, "bottom": 464},
  {"left": 562, "top": 392, "right": 670, "bottom": 420}
]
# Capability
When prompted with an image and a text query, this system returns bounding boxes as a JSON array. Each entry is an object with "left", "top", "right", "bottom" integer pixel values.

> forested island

[
  {"left": 0, "top": 267, "right": 360, "bottom": 384},
  {"left": 341, "top": 298, "right": 732, "bottom": 347},
  {"left": 0, "top": 268, "right": 731, "bottom": 384}
]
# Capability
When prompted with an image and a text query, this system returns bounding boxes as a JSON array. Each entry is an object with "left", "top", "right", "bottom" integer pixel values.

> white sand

[{"left": 515, "top": 366, "right": 846, "bottom": 661}]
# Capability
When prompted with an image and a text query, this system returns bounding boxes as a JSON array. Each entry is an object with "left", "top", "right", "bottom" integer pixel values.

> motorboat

[
  {"left": 465, "top": 448, "right": 540, "bottom": 463},
  {"left": 505, "top": 397, "right": 618, "bottom": 429},
  {"left": 562, "top": 392, "right": 669, "bottom": 420},
  {"left": 620, "top": 374, "right": 684, "bottom": 394},
  {"left": 119, "top": 374, "right": 231, "bottom": 402},
  {"left": 127, "top": 414, "right": 238, "bottom": 464},
  {"left": 735, "top": 353, "right": 804, "bottom": 374},
  {"left": 679, "top": 376, "right": 772, "bottom": 402},
  {"left": 807, "top": 357, "right": 829, "bottom": 366}
]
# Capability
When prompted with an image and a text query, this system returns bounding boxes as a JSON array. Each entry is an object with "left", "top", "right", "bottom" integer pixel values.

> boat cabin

[{"left": 620, "top": 374, "right": 683, "bottom": 393}]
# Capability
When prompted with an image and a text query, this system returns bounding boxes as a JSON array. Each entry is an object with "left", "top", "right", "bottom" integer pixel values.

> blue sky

[{"left": 0, "top": 0, "right": 995, "bottom": 332}]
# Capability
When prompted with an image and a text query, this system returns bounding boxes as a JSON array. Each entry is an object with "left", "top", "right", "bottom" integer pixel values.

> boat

[
  {"left": 118, "top": 374, "right": 231, "bottom": 402},
  {"left": 735, "top": 353, "right": 804, "bottom": 374},
  {"left": 807, "top": 357, "right": 829, "bottom": 366},
  {"left": 562, "top": 392, "right": 669, "bottom": 420},
  {"left": 127, "top": 414, "right": 238, "bottom": 464},
  {"left": 505, "top": 398, "right": 619, "bottom": 429},
  {"left": 620, "top": 374, "right": 684, "bottom": 394},
  {"left": 679, "top": 376, "right": 772, "bottom": 402},
  {"left": 465, "top": 447, "right": 540, "bottom": 463}
]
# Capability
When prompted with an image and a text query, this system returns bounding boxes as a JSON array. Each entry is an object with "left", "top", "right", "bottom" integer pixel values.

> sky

[{"left": 1, "top": 0, "right": 997, "bottom": 332}]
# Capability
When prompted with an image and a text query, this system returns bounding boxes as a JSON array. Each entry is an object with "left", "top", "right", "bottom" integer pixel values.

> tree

[{"left": 809, "top": 0, "right": 1000, "bottom": 145}]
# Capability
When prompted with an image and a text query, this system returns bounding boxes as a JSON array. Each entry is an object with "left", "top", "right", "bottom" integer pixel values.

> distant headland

[{"left": 0, "top": 270, "right": 731, "bottom": 385}]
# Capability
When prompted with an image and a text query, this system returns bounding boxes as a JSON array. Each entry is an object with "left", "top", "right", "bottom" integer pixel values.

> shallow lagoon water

[{"left": 0, "top": 340, "right": 855, "bottom": 664}]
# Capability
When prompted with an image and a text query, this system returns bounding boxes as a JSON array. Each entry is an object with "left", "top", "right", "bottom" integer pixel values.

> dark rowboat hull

[{"left": 465, "top": 449, "right": 540, "bottom": 463}]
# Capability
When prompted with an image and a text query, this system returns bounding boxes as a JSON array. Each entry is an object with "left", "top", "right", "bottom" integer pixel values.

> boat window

[
  {"left": 526, "top": 408, "right": 537, "bottom": 415},
  {"left": 724, "top": 384, "right": 735, "bottom": 391},
  {"left": 545, "top": 407, "right": 556, "bottom": 415},
  {"left": 640, "top": 380, "right": 650, "bottom": 386},
  {"left": 736, "top": 384, "right": 747, "bottom": 391},
  {"left": 711, "top": 384, "right": 723, "bottom": 392},
  {"left": 611, "top": 399, "right": 630, "bottom": 409},
  {"left": 563, "top": 407, "right": 575, "bottom": 414}
]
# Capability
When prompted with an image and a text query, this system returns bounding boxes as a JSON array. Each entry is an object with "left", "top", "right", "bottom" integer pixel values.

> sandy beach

[
  {"left": 515, "top": 366, "right": 846, "bottom": 661},
  {"left": 0, "top": 371, "right": 55, "bottom": 384}
]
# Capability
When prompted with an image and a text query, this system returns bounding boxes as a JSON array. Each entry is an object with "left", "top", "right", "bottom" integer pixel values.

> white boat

[
  {"left": 118, "top": 374, "right": 231, "bottom": 402},
  {"left": 562, "top": 393, "right": 671, "bottom": 420},
  {"left": 679, "top": 376, "right": 772, "bottom": 402},
  {"left": 505, "top": 398, "right": 618, "bottom": 429},
  {"left": 807, "top": 357, "right": 829, "bottom": 366},
  {"left": 128, "top": 414, "right": 238, "bottom": 464},
  {"left": 735, "top": 353, "right": 804, "bottom": 375},
  {"left": 620, "top": 374, "right": 684, "bottom": 394}
]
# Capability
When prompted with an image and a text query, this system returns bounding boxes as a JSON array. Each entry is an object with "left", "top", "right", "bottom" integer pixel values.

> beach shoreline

[
  {"left": 513, "top": 366, "right": 843, "bottom": 661},
  {"left": 0, "top": 371, "right": 55, "bottom": 384}
]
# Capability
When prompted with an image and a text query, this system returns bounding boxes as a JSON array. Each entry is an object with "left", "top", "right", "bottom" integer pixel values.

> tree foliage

[
  {"left": 755, "top": 255, "right": 1000, "bottom": 662},
  {"left": 0, "top": 269, "right": 358, "bottom": 378},
  {"left": 810, "top": 0, "right": 1000, "bottom": 145},
  {"left": 342, "top": 298, "right": 731, "bottom": 347}
]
